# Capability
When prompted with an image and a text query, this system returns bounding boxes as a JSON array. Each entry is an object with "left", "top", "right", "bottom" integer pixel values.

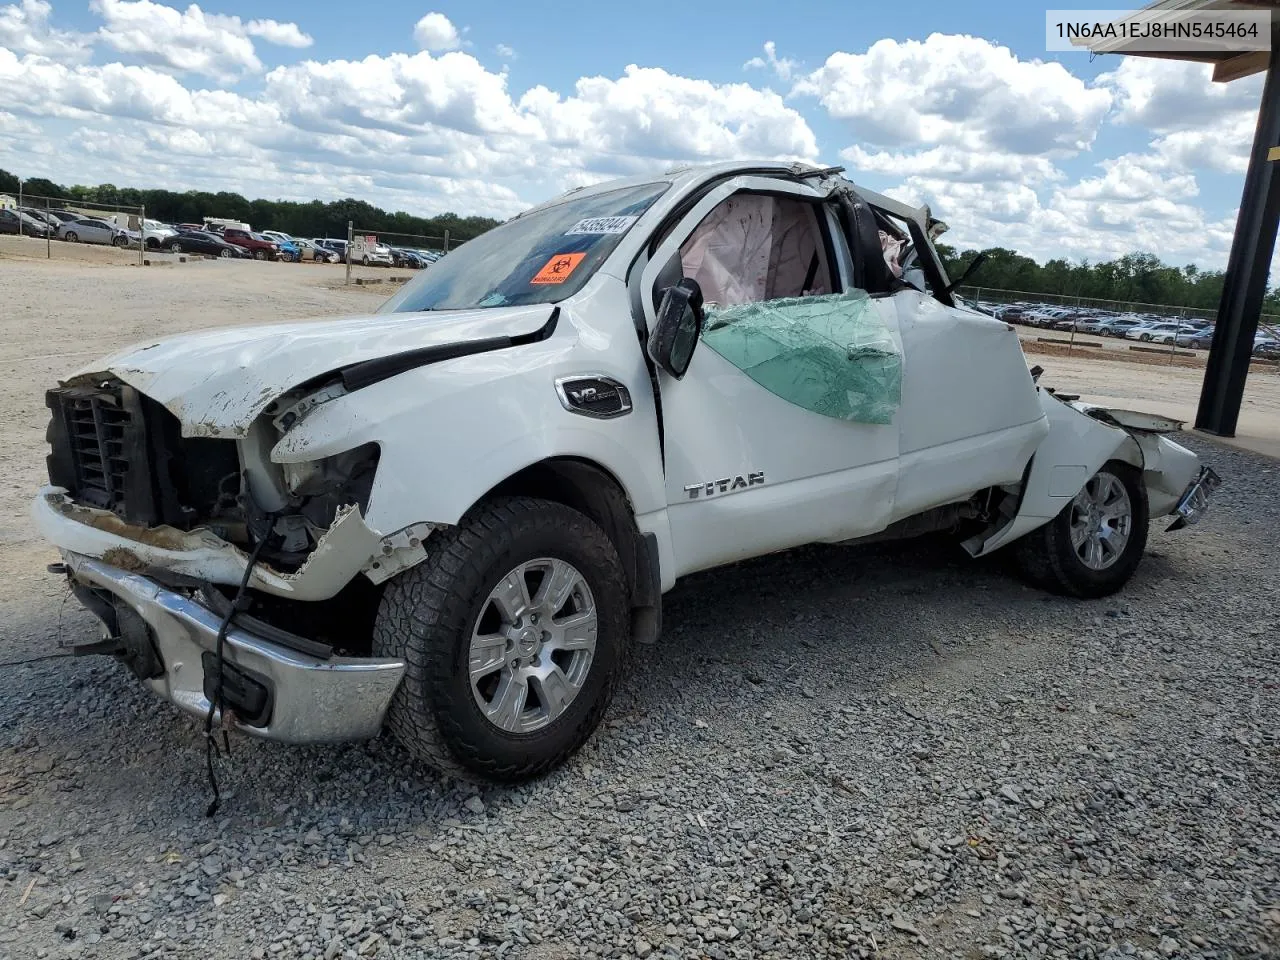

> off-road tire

[
  {"left": 1012, "top": 460, "right": 1149, "bottom": 599},
  {"left": 373, "top": 497, "right": 630, "bottom": 782}
]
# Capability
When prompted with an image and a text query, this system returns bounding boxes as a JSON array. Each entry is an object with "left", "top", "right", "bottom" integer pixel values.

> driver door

[{"left": 639, "top": 177, "right": 901, "bottom": 578}]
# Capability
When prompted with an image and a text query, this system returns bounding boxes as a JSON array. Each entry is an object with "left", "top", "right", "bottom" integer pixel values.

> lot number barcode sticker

[{"left": 565, "top": 216, "right": 638, "bottom": 236}]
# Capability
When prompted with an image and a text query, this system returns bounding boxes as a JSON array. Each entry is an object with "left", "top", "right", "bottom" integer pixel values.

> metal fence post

[
  {"left": 443, "top": 229, "right": 449, "bottom": 253},
  {"left": 345, "top": 220, "right": 353, "bottom": 285},
  {"left": 139, "top": 204, "right": 146, "bottom": 266},
  {"left": 45, "top": 197, "right": 51, "bottom": 259},
  {"left": 16, "top": 179, "right": 22, "bottom": 237}
]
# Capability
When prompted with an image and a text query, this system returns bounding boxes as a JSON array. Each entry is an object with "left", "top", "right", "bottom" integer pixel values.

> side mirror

[{"left": 647, "top": 278, "right": 705, "bottom": 379}]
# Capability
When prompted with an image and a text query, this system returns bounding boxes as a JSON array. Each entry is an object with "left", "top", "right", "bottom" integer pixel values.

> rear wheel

[
  {"left": 169, "top": 242, "right": 182, "bottom": 254},
  {"left": 1012, "top": 461, "right": 1148, "bottom": 598},
  {"left": 373, "top": 498, "right": 630, "bottom": 782}
]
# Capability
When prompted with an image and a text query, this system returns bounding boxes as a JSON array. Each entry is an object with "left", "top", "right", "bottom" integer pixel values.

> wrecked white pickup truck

[{"left": 33, "top": 161, "right": 1220, "bottom": 782}]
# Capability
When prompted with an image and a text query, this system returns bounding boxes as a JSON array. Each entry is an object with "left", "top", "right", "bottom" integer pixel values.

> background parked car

[
  {"left": 56, "top": 217, "right": 130, "bottom": 245},
  {"left": 1255, "top": 334, "right": 1280, "bottom": 357},
  {"left": 101, "top": 214, "right": 175, "bottom": 249},
  {"left": 1125, "top": 321, "right": 1184, "bottom": 344},
  {"left": 0, "top": 208, "right": 51, "bottom": 236},
  {"left": 389, "top": 247, "right": 428, "bottom": 268},
  {"left": 292, "top": 238, "right": 339, "bottom": 263},
  {"left": 1176, "top": 329, "right": 1215, "bottom": 349},
  {"left": 315, "top": 238, "right": 349, "bottom": 260},
  {"left": 17, "top": 206, "right": 60, "bottom": 231},
  {"left": 260, "top": 230, "right": 305, "bottom": 261},
  {"left": 220, "top": 227, "right": 280, "bottom": 260},
  {"left": 357, "top": 243, "right": 394, "bottom": 267},
  {"left": 164, "top": 229, "right": 251, "bottom": 259}
]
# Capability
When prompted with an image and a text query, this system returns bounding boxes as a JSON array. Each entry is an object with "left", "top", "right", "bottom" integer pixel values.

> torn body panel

[
  {"left": 965, "top": 393, "right": 1201, "bottom": 557},
  {"left": 33, "top": 487, "right": 423, "bottom": 601}
]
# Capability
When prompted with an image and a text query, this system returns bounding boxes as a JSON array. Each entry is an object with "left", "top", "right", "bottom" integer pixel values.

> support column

[{"left": 1196, "top": 23, "right": 1280, "bottom": 436}]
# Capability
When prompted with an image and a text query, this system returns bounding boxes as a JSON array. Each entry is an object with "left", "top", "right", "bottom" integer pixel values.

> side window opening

[
  {"left": 671, "top": 191, "right": 903, "bottom": 425},
  {"left": 677, "top": 194, "right": 837, "bottom": 310}
]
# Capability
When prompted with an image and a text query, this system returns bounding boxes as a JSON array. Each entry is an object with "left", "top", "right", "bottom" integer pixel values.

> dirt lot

[{"left": 1, "top": 255, "right": 1278, "bottom": 960}]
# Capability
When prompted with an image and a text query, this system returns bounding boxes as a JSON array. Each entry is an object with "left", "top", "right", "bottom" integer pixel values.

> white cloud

[
  {"left": 840, "top": 144, "right": 1061, "bottom": 186},
  {"left": 495, "top": 42, "right": 515, "bottom": 59},
  {"left": 0, "top": 0, "right": 92, "bottom": 59},
  {"left": 795, "top": 33, "right": 1111, "bottom": 157},
  {"left": 521, "top": 65, "right": 818, "bottom": 166},
  {"left": 413, "top": 12, "right": 460, "bottom": 52},
  {"left": 1097, "top": 56, "right": 1262, "bottom": 176},
  {"left": 245, "top": 18, "right": 312, "bottom": 49},
  {"left": 1098, "top": 56, "right": 1260, "bottom": 131},
  {"left": 89, "top": 0, "right": 311, "bottom": 80},
  {"left": 743, "top": 41, "right": 796, "bottom": 82},
  {"left": 1059, "top": 152, "right": 1198, "bottom": 205},
  {"left": 0, "top": 17, "right": 1262, "bottom": 271},
  {"left": 0, "top": 44, "right": 817, "bottom": 219}
]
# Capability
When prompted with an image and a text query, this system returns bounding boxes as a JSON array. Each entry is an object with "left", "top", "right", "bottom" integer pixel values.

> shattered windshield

[{"left": 382, "top": 182, "right": 668, "bottom": 312}]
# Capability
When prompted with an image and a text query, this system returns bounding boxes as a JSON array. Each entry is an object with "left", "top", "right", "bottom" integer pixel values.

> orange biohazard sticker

[{"left": 530, "top": 252, "right": 586, "bottom": 285}]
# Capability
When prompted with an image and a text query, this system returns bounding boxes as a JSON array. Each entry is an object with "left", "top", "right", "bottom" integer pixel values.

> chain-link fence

[
  {"left": 341, "top": 223, "right": 459, "bottom": 284},
  {"left": 956, "top": 285, "right": 1280, "bottom": 364},
  {"left": 1, "top": 191, "right": 148, "bottom": 264}
]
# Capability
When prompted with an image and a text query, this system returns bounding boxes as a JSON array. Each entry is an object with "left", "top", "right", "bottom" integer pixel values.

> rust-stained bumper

[{"left": 32, "top": 486, "right": 382, "bottom": 601}]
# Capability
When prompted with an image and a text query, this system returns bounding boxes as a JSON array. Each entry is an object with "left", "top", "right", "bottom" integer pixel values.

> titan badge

[{"left": 683, "top": 472, "right": 765, "bottom": 499}]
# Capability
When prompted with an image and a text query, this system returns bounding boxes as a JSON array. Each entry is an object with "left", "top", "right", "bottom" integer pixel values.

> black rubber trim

[
  {"left": 339, "top": 307, "right": 560, "bottom": 392},
  {"left": 199, "top": 584, "right": 334, "bottom": 660},
  {"left": 633, "top": 532, "right": 661, "bottom": 608}
]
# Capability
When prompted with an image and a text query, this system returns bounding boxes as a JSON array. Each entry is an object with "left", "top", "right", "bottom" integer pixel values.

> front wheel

[
  {"left": 64, "top": 231, "right": 78, "bottom": 242},
  {"left": 169, "top": 242, "right": 182, "bottom": 254},
  {"left": 373, "top": 497, "right": 630, "bottom": 782},
  {"left": 253, "top": 249, "right": 267, "bottom": 260},
  {"left": 219, "top": 248, "right": 233, "bottom": 258},
  {"left": 1012, "top": 461, "right": 1149, "bottom": 598}
]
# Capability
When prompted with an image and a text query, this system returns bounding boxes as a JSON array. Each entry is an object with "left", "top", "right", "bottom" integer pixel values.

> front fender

[
  {"left": 269, "top": 337, "right": 666, "bottom": 536},
  {"left": 970, "top": 391, "right": 1141, "bottom": 556}
]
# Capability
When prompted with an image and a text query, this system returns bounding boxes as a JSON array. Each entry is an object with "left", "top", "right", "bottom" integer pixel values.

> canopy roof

[{"left": 1080, "top": 0, "right": 1279, "bottom": 81}]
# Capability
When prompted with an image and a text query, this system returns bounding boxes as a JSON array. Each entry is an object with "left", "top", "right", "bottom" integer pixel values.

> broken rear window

[{"left": 383, "top": 182, "right": 668, "bottom": 313}]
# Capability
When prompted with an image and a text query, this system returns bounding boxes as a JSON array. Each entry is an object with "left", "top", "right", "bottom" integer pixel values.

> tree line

[
  {"left": 1, "top": 166, "right": 1268, "bottom": 313},
  {"left": 936, "top": 244, "right": 1280, "bottom": 316},
  {"left": 0, "top": 169, "right": 501, "bottom": 247}
]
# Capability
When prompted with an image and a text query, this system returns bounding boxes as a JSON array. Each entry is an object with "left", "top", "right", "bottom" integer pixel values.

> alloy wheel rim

[
  {"left": 1069, "top": 471, "right": 1133, "bottom": 571},
  {"left": 468, "top": 557, "right": 597, "bottom": 733}
]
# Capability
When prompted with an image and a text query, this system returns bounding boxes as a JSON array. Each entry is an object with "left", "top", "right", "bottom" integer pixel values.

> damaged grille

[
  {"left": 46, "top": 380, "right": 240, "bottom": 529},
  {"left": 61, "top": 389, "right": 132, "bottom": 509}
]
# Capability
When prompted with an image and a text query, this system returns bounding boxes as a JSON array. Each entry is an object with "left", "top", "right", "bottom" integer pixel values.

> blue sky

[{"left": 0, "top": 0, "right": 1266, "bottom": 268}]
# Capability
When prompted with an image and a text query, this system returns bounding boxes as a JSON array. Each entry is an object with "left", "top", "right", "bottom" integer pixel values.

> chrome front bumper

[
  {"left": 1167, "top": 466, "right": 1222, "bottom": 531},
  {"left": 64, "top": 553, "right": 405, "bottom": 743}
]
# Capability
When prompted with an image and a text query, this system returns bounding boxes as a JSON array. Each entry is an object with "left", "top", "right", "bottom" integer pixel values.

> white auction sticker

[{"left": 566, "top": 216, "right": 638, "bottom": 236}]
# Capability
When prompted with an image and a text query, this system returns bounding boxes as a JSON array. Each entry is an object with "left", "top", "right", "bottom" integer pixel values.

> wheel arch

[
  {"left": 967, "top": 392, "right": 1142, "bottom": 557},
  {"left": 470, "top": 457, "right": 662, "bottom": 644}
]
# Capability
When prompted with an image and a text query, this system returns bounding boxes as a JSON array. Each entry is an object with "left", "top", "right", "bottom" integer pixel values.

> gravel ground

[{"left": 1, "top": 260, "right": 1278, "bottom": 960}]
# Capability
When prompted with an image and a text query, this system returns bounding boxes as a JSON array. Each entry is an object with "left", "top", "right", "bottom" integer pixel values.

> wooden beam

[{"left": 1214, "top": 50, "right": 1270, "bottom": 82}]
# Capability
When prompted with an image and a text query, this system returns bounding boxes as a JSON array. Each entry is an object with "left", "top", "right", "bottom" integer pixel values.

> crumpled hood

[{"left": 70, "top": 304, "right": 556, "bottom": 438}]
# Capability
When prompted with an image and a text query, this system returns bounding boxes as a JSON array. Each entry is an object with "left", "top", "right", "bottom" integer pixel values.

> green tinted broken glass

[{"left": 701, "top": 291, "right": 902, "bottom": 424}]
